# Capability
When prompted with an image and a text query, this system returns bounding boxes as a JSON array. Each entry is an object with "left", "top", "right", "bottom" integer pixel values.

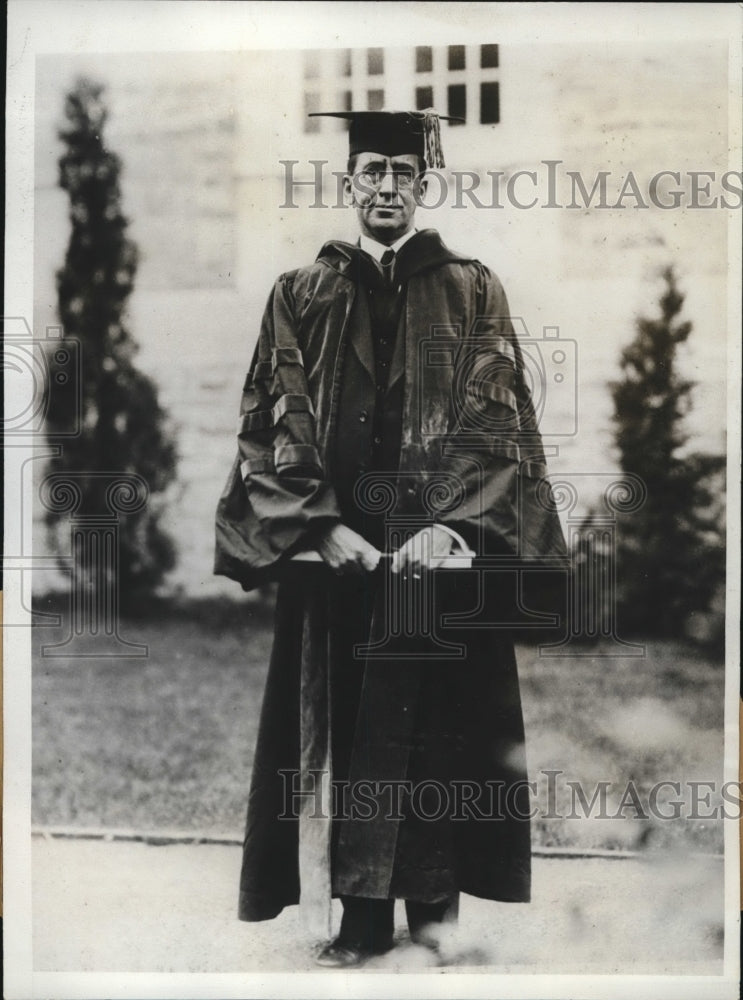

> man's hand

[
  {"left": 391, "top": 525, "right": 454, "bottom": 577},
  {"left": 315, "top": 523, "right": 382, "bottom": 575}
]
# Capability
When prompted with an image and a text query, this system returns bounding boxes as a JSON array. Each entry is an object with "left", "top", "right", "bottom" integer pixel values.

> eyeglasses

[{"left": 354, "top": 168, "right": 418, "bottom": 190}]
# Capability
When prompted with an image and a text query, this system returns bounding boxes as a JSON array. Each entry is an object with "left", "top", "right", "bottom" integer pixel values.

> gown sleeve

[
  {"left": 432, "top": 263, "right": 567, "bottom": 565},
  {"left": 235, "top": 272, "right": 342, "bottom": 560}
]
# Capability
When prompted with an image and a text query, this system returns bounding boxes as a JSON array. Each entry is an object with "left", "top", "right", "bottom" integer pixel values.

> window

[
  {"left": 367, "top": 89, "right": 385, "bottom": 111},
  {"left": 335, "top": 90, "right": 352, "bottom": 128},
  {"left": 480, "top": 44, "right": 499, "bottom": 69},
  {"left": 304, "top": 91, "right": 320, "bottom": 132},
  {"left": 480, "top": 81, "right": 500, "bottom": 124},
  {"left": 415, "top": 86, "right": 433, "bottom": 111},
  {"left": 337, "top": 49, "right": 352, "bottom": 76},
  {"left": 416, "top": 46, "right": 433, "bottom": 73},
  {"left": 448, "top": 45, "right": 465, "bottom": 71},
  {"left": 367, "top": 48, "right": 384, "bottom": 75},
  {"left": 332, "top": 90, "right": 353, "bottom": 132},
  {"left": 447, "top": 83, "right": 466, "bottom": 123}
]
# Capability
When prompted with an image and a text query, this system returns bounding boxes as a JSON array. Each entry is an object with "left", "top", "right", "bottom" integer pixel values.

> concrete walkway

[{"left": 33, "top": 835, "right": 723, "bottom": 975}]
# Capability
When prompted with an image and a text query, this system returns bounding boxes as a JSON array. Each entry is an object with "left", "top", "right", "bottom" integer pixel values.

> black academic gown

[{"left": 217, "top": 231, "right": 567, "bottom": 921}]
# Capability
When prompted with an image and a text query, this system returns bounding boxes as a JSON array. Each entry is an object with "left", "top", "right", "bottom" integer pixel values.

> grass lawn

[{"left": 32, "top": 593, "right": 726, "bottom": 853}]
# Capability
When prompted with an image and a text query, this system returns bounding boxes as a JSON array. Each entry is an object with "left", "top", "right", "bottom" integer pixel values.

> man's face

[{"left": 344, "top": 152, "right": 427, "bottom": 245}]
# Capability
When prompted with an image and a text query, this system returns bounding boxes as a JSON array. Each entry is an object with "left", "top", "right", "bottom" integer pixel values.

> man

[{"left": 215, "top": 109, "right": 567, "bottom": 966}]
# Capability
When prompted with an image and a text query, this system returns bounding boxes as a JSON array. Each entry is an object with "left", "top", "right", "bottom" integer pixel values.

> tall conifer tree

[
  {"left": 609, "top": 267, "right": 725, "bottom": 637},
  {"left": 46, "top": 77, "right": 177, "bottom": 601}
]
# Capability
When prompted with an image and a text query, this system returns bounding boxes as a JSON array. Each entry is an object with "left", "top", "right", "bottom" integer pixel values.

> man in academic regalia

[{"left": 214, "top": 109, "right": 567, "bottom": 966}]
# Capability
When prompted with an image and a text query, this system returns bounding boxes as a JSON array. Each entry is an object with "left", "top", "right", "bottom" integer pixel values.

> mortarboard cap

[{"left": 307, "top": 109, "right": 462, "bottom": 169}]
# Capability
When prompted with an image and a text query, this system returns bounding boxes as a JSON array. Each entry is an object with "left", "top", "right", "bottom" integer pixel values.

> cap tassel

[{"left": 422, "top": 110, "right": 445, "bottom": 170}]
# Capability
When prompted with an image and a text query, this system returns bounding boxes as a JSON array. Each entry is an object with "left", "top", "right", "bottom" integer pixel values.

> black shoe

[{"left": 315, "top": 937, "right": 394, "bottom": 968}]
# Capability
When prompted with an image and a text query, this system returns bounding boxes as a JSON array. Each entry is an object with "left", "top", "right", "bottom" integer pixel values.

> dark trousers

[{"left": 338, "top": 893, "right": 459, "bottom": 950}]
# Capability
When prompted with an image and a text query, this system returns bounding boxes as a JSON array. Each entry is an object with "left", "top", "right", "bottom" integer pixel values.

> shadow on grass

[{"left": 32, "top": 586, "right": 278, "bottom": 633}]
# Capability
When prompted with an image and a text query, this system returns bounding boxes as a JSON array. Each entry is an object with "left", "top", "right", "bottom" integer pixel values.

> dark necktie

[{"left": 380, "top": 248, "right": 395, "bottom": 285}]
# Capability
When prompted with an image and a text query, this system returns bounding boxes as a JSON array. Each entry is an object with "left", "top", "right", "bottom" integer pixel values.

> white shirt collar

[{"left": 359, "top": 228, "right": 417, "bottom": 262}]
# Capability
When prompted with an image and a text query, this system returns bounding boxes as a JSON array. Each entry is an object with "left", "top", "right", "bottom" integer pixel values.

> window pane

[
  {"left": 448, "top": 45, "right": 465, "bottom": 71},
  {"left": 415, "top": 86, "right": 433, "bottom": 111},
  {"left": 367, "top": 89, "right": 385, "bottom": 111},
  {"left": 336, "top": 90, "right": 352, "bottom": 129},
  {"left": 304, "top": 51, "right": 321, "bottom": 79},
  {"left": 480, "top": 44, "right": 499, "bottom": 69},
  {"left": 480, "top": 81, "right": 500, "bottom": 124},
  {"left": 367, "top": 48, "right": 384, "bottom": 75},
  {"left": 304, "top": 91, "right": 320, "bottom": 132},
  {"left": 416, "top": 46, "right": 433, "bottom": 73},
  {"left": 337, "top": 48, "right": 352, "bottom": 76},
  {"left": 447, "top": 83, "right": 466, "bottom": 124}
]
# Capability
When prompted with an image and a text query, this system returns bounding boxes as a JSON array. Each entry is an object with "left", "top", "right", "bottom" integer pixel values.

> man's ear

[
  {"left": 342, "top": 174, "right": 355, "bottom": 207},
  {"left": 415, "top": 173, "right": 429, "bottom": 204}
]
